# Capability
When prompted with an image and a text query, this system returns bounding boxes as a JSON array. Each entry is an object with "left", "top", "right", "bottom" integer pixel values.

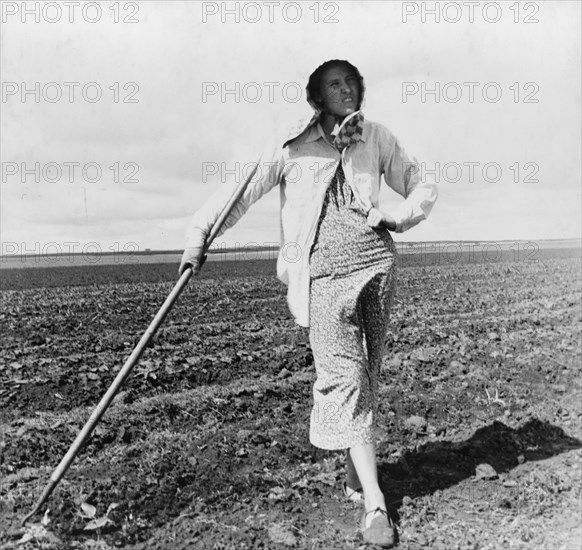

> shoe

[
  {"left": 342, "top": 481, "right": 363, "bottom": 502},
  {"left": 361, "top": 507, "right": 397, "bottom": 548}
]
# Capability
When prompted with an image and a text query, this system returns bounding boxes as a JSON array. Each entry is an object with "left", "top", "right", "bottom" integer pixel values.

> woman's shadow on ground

[{"left": 376, "top": 418, "right": 581, "bottom": 517}]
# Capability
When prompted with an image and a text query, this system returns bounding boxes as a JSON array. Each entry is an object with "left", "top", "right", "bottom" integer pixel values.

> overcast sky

[{"left": 1, "top": 0, "right": 580, "bottom": 254}]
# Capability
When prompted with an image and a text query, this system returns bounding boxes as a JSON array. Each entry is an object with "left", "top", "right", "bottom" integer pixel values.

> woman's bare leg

[
  {"left": 346, "top": 450, "right": 362, "bottom": 490},
  {"left": 349, "top": 442, "right": 386, "bottom": 517},
  {"left": 352, "top": 269, "right": 396, "bottom": 524}
]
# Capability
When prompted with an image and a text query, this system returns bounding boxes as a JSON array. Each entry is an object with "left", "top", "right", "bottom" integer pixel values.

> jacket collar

[
  {"left": 283, "top": 111, "right": 367, "bottom": 149},
  {"left": 304, "top": 111, "right": 367, "bottom": 144}
]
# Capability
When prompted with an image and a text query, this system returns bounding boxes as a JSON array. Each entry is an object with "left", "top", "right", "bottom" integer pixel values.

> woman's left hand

[{"left": 366, "top": 208, "right": 397, "bottom": 231}]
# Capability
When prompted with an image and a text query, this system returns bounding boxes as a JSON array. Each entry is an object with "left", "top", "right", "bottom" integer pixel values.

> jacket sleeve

[
  {"left": 380, "top": 128, "right": 438, "bottom": 233},
  {"left": 185, "top": 138, "right": 286, "bottom": 249}
]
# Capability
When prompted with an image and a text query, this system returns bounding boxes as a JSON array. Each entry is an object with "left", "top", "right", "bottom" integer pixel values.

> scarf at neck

[
  {"left": 283, "top": 110, "right": 364, "bottom": 151},
  {"left": 328, "top": 111, "right": 364, "bottom": 152}
]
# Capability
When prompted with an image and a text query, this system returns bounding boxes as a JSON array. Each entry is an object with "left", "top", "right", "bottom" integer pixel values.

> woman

[{"left": 180, "top": 59, "right": 438, "bottom": 548}]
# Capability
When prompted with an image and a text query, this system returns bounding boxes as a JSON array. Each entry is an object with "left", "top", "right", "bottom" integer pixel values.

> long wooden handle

[{"left": 22, "top": 160, "right": 261, "bottom": 524}]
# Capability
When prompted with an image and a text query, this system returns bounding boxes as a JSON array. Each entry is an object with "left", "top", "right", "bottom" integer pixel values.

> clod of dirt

[
  {"left": 29, "top": 334, "right": 46, "bottom": 346},
  {"left": 268, "top": 523, "right": 299, "bottom": 546},
  {"left": 475, "top": 463, "right": 498, "bottom": 480},
  {"left": 278, "top": 368, "right": 292, "bottom": 379},
  {"left": 416, "top": 533, "right": 429, "bottom": 546},
  {"left": 447, "top": 360, "right": 465, "bottom": 375},
  {"left": 17, "top": 523, "right": 62, "bottom": 546},
  {"left": 405, "top": 415, "right": 428, "bottom": 433}
]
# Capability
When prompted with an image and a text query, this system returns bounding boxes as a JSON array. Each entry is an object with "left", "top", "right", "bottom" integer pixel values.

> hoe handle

[{"left": 22, "top": 161, "right": 260, "bottom": 524}]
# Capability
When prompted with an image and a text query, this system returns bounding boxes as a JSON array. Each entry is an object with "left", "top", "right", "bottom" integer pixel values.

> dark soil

[{"left": 1, "top": 247, "right": 580, "bottom": 549}]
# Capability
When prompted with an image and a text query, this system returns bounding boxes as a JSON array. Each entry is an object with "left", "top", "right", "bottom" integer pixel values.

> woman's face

[{"left": 318, "top": 65, "right": 360, "bottom": 117}]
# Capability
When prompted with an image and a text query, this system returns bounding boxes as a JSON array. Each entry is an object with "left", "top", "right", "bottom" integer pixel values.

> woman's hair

[{"left": 306, "top": 59, "right": 364, "bottom": 110}]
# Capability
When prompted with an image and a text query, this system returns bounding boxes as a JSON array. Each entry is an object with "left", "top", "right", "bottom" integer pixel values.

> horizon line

[{"left": 1, "top": 237, "right": 581, "bottom": 258}]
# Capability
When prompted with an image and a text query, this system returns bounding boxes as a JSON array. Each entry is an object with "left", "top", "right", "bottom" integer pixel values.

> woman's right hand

[
  {"left": 179, "top": 246, "right": 205, "bottom": 276},
  {"left": 366, "top": 207, "right": 397, "bottom": 231}
]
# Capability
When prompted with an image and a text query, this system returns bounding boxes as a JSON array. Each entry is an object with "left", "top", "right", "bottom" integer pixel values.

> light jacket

[{"left": 186, "top": 65, "right": 438, "bottom": 327}]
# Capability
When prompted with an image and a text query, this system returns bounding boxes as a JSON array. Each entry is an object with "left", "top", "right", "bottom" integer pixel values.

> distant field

[
  {"left": 0, "top": 240, "right": 580, "bottom": 291},
  {"left": 1, "top": 239, "right": 580, "bottom": 270}
]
